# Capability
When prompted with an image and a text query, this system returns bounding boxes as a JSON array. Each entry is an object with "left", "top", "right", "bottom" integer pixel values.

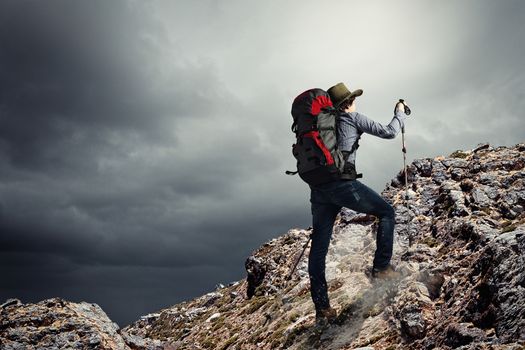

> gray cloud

[{"left": 1, "top": 0, "right": 524, "bottom": 326}]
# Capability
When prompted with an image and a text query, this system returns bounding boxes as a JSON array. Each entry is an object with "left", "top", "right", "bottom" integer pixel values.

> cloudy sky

[{"left": 1, "top": 0, "right": 524, "bottom": 326}]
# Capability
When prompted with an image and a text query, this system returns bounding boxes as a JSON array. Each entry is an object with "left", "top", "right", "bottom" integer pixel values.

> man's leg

[
  {"left": 308, "top": 196, "right": 341, "bottom": 312},
  {"left": 331, "top": 180, "right": 396, "bottom": 270}
]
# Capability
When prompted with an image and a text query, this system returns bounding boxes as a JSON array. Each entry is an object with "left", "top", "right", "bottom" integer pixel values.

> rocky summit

[{"left": 1, "top": 142, "right": 525, "bottom": 350}]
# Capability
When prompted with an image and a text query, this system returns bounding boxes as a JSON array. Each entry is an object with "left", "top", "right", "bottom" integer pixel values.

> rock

[
  {"left": 400, "top": 306, "right": 426, "bottom": 340},
  {"left": 413, "top": 158, "right": 433, "bottom": 177},
  {"left": 433, "top": 185, "right": 470, "bottom": 217},
  {"left": 444, "top": 323, "right": 486, "bottom": 348},
  {"left": 0, "top": 298, "right": 133, "bottom": 350},
  {"left": 483, "top": 185, "right": 499, "bottom": 200},
  {"left": 478, "top": 173, "right": 497, "bottom": 185},
  {"left": 0, "top": 298, "right": 22, "bottom": 309},
  {"left": 201, "top": 292, "right": 222, "bottom": 307},
  {"left": 459, "top": 178, "right": 475, "bottom": 192},
  {"left": 448, "top": 150, "right": 470, "bottom": 159},
  {"left": 486, "top": 229, "right": 525, "bottom": 342},
  {"left": 185, "top": 307, "right": 207, "bottom": 320},
  {"left": 473, "top": 143, "right": 490, "bottom": 153},
  {"left": 451, "top": 167, "right": 466, "bottom": 181},
  {"left": 471, "top": 187, "right": 491, "bottom": 208},
  {"left": 205, "top": 312, "right": 221, "bottom": 322},
  {"left": 431, "top": 159, "right": 449, "bottom": 184},
  {"left": 119, "top": 330, "right": 165, "bottom": 350},
  {"left": 139, "top": 312, "right": 160, "bottom": 323},
  {"left": 442, "top": 158, "right": 469, "bottom": 169},
  {"left": 449, "top": 190, "right": 470, "bottom": 216},
  {"left": 245, "top": 256, "right": 266, "bottom": 298},
  {"left": 417, "top": 270, "right": 445, "bottom": 300}
]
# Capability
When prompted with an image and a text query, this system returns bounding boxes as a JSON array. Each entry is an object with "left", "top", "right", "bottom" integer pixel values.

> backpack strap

[
  {"left": 340, "top": 161, "right": 363, "bottom": 180},
  {"left": 349, "top": 138, "right": 360, "bottom": 154},
  {"left": 341, "top": 148, "right": 363, "bottom": 180}
]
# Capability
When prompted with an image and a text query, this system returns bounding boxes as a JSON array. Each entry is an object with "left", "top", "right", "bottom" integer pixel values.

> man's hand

[{"left": 396, "top": 101, "right": 406, "bottom": 113}]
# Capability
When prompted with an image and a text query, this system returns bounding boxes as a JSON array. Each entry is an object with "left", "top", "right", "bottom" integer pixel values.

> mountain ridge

[{"left": 1, "top": 142, "right": 524, "bottom": 350}]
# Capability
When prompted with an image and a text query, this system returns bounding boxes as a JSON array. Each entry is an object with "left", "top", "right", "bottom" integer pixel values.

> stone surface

[
  {"left": 0, "top": 297, "right": 138, "bottom": 349},
  {"left": 2, "top": 142, "right": 525, "bottom": 350}
]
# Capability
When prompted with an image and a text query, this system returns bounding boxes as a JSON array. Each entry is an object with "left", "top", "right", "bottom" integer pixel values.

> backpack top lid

[
  {"left": 291, "top": 88, "right": 333, "bottom": 119},
  {"left": 291, "top": 88, "right": 334, "bottom": 135}
]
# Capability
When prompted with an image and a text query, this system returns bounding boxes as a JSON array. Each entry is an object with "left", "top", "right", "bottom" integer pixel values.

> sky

[{"left": 1, "top": 0, "right": 524, "bottom": 327}]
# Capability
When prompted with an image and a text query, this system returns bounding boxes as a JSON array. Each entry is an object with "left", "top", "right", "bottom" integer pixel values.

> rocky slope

[{"left": 1, "top": 142, "right": 524, "bottom": 350}]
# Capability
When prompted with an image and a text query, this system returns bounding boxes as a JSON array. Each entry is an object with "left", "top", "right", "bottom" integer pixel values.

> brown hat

[{"left": 327, "top": 82, "right": 363, "bottom": 108}]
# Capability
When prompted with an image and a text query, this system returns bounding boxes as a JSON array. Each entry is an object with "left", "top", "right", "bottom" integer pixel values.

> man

[{"left": 308, "top": 82, "right": 408, "bottom": 323}]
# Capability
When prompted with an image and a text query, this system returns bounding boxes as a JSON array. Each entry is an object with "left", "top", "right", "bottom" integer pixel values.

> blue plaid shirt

[{"left": 337, "top": 111, "right": 408, "bottom": 166}]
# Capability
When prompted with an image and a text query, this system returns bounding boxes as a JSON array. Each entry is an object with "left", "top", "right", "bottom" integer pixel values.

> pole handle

[{"left": 397, "top": 99, "right": 412, "bottom": 116}]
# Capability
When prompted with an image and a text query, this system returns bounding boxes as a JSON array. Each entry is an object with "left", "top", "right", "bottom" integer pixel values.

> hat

[{"left": 327, "top": 82, "right": 363, "bottom": 108}]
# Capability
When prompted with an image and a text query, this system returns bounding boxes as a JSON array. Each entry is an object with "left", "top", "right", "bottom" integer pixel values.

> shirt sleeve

[{"left": 350, "top": 111, "right": 407, "bottom": 139}]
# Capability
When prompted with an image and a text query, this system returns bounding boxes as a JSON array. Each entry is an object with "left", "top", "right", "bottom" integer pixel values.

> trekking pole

[
  {"left": 401, "top": 129, "right": 408, "bottom": 202},
  {"left": 398, "top": 99, "right": 412, "bottom": 246},
  {"left": 263, "top": 234, "right": 311, "bottom": 325},
  {"left": 401, "top": 126, "right": 412, "bottom": 246},
  {"left": 286, "top": 235, "right": 311, "bottom": 281}
]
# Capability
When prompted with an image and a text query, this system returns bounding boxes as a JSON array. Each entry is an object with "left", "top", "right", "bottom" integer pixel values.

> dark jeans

[{"left": 308, "top": 179, "right": 395, "bottom": 311}]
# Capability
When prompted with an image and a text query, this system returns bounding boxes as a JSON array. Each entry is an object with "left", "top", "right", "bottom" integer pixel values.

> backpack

[{"left": 285, "top": 88, "right": 361, "bottom": 186}]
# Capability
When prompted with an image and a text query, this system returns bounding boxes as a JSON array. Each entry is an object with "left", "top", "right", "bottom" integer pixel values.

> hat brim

[{"left": 336, "top": 89, "right": 363, "bottom": 107}]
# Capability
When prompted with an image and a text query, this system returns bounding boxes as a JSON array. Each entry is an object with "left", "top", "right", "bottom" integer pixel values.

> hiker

[{"left": 308, "top": 82, "right": 408, "bottom": 322}]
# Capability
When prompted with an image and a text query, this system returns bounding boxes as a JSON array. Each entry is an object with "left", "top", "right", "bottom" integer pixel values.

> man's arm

[{"left": 351, "top": 110, "right": 408, "bottom": 139}]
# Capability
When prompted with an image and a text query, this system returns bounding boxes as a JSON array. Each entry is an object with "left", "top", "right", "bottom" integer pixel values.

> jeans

[{"left": 308, "top": 179, "right": 395, "bottom": 311}]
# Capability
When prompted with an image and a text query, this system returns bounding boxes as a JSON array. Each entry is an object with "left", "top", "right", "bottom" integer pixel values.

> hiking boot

[
  {"left": 315, "top": 307, "right": 337, "bottom": 325},
  {"left": 372, "top": 264, "right": 401, "bottom": 280}
]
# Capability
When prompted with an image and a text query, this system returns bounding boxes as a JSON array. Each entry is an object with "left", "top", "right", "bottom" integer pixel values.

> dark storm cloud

[
  {"left": 0, "top": 1, "right": 295, "bottom": 326},
  {"left": 0, "top": 1, "right": 201, "bottom": 172},
  {"left": 0, "top": 2, "right": 306, "bottom": 328},
  {"left": 2, "top": 0, "right": 524, "bottom": 327}
]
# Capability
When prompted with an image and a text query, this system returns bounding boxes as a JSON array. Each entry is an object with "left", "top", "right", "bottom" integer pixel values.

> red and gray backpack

[{"left": 285, "top": 88, "right": 361, "bottom": 186}]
